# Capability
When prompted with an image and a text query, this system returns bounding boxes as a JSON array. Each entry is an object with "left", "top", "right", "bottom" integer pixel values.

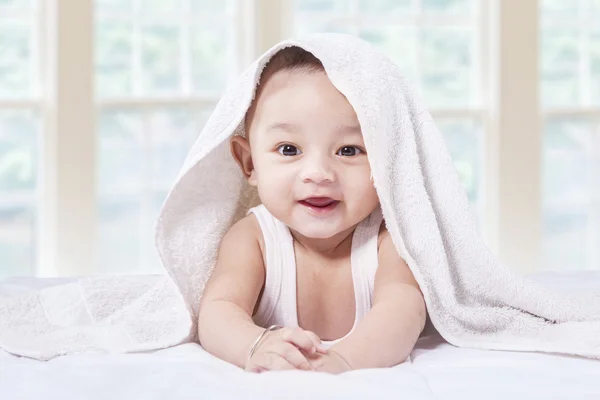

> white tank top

[{"left": 248, "top": 204, "right": 383, "bottom": 348}]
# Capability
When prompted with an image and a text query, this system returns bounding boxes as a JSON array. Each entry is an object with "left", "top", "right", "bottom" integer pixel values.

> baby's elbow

[
  {"left": 197, "top": 297, "right": 213, "bottom": 345},
  {"left": 416, "top": 298, "right": 427, "bottom": 333}
]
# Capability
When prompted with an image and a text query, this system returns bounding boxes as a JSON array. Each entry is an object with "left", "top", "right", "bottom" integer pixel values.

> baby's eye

[
  {"left": 336, "top": 146, "right": 362, "bottom": 157},
  {"left": 277, "top": 144, "right": 302, "bottom": 156}
]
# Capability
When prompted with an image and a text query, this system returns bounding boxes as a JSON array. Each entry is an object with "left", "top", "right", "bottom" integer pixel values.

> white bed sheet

[{"left": 1, "top": 272, "right": 599, "bottom": 400}]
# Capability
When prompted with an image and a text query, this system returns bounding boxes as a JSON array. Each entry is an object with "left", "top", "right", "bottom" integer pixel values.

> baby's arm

[
  {"left": 326, "top": 228, "right": 427, "bottom": 370},
  {"left": 198, "top": 215, "right": 322, "bottom": 371},
  {"left": 197, "top": 216, "right": 268, "bottom": 368}
]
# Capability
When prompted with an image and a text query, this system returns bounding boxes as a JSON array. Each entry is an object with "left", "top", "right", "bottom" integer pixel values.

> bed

[{"left": 1, "top": 271, "right": 599, "bottom": 400}]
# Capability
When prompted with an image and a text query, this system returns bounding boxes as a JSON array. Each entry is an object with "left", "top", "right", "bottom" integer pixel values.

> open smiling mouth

[{"left": 298, "top": 197, "right": 340, "bottom": 213}]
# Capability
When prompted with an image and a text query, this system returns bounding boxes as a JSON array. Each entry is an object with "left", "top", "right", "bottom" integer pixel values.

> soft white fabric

[
  {"left": 0, "top": 275, "right": 190, "bottom": 360},
  {"left": 0, "top": 33, "right": 599, "bottom": 361},
  {"left": 249, "top": 204, "right": 384, "bottom": 348},
  {"left": 4, "top": 334, "right": 600, "bottom": 400},
  {"left": 0, "top": 271, "right": 600, "bottom": 400},
  {"left": 1, "top": 274, "right": 599, "bottom": 400}
]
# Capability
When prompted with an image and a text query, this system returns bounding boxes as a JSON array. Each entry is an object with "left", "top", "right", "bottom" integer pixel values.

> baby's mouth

[{"left": 298, "top": 197, "right": 340, "bottom": 212}]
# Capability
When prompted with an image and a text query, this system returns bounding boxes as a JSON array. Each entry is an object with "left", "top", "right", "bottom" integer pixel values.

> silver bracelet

[{"left": 247, "top": 325, "right": 283, "bottom": 364}]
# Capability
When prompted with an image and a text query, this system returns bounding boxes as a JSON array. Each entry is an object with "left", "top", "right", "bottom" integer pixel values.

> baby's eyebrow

[
  {"left": 336, "top": 123, "right": 362, "bottom": 135},
  {"left": 265, "top": 122, "right": 301, "bottom": 134},
  {"left": 264, "top": 122, "right": 362, "bottom": 135}
]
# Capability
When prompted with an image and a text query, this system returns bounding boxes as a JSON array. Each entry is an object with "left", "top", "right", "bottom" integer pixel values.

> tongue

[{"left": 304, "top": 198, "right": 335, "bottom": 207}]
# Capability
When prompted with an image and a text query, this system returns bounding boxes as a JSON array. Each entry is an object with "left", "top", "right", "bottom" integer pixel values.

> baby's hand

[
  {"left": 308, "top": 349, "right": 352, "bottom": 374},
  {"left": 245, "top": 327, "right": 328, "bottom": 373}
]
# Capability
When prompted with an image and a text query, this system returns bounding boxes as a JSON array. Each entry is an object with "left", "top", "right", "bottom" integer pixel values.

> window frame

[{"left": 36, "top": 0, "right": 96, "bottom": 276}]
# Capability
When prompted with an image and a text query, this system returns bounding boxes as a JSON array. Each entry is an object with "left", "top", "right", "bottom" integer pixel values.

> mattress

[{"left": 1, "top": 271, "right": 599, "bottom": 400}]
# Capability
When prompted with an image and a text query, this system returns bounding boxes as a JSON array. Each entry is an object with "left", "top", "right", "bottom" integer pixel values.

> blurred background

[{"left": 0, "top": 0, "right": 598, "bottom": 278}]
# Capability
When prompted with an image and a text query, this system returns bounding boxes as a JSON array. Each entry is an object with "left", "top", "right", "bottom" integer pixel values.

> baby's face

[{"left": 244, "top": 69, "right": 379, "bottom": 239}]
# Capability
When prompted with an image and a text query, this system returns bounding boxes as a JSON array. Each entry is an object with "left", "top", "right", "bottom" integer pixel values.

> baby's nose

[{"left": 301, "top": 159, "right": 335, "bottom": 184}]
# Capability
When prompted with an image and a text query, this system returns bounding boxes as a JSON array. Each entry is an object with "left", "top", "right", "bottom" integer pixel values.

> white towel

[{"left": 1, "top": 33, "right": 599, "bottom": 361}]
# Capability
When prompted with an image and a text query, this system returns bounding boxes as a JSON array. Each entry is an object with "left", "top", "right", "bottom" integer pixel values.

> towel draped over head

[{"left": 0, "top": 33, "right": 599, "bottom": 361}]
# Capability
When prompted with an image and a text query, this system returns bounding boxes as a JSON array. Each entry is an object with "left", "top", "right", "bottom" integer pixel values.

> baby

[{"left": 197, "top": 46, "right": 427, "bottom": 374}]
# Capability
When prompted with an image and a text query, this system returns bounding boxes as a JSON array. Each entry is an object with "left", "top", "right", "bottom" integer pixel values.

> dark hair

[
  {"left": 244, "top": 46, "right": 324, "bottom": 135},
  {"left": 261, "top": 46, "right": 324, "bottom": 77}
]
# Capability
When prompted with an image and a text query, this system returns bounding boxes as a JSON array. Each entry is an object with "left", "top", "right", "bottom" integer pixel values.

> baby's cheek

[
  {"left": 353, "top": 177, "right": 380, "bottom": 211},
  {"left": 256, "top": 173, "right": 294, "bottom": 211},
  {"left": 257, "top": 161, "right": 293, "bottom": 183},
  {"left": 352, "top": 171, "right": 377, "bottom": 195}
]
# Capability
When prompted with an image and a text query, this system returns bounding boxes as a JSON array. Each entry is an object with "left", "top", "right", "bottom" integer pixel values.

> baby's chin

[
  {"left": 291, "top": 226, "right": 342, "bottom": 240},
  {"left": 265, "top": 202, "right": 361, "bottom": 239},
  {"left": 286, "top": 217, "right": 350, "bottom": 240}
]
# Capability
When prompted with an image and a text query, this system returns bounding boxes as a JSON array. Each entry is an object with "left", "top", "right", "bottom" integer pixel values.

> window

[
  {"left": 1, "top": 0, "right": 598, "bottom": 278},
  {"left": 0, "top": 0, "right": 40, "bottom": 277},
  {"left": 95, "top": 0, "right": 241, "bottom": 273},
  {"left": 541, "top": 0, "right": 600, "bottom": 271}
]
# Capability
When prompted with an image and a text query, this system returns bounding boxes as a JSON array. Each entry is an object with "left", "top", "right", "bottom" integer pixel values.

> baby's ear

[{"left": 230, "top": 136, "right": 257, "bottom": 186}]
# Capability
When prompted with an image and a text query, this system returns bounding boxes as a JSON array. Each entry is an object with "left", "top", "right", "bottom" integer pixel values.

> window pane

[
  {"left": 539, "top": 0, "right": 600, "bottom": 108},
  {"left": 294, "top": 0, "right": 352, "bottom": 13},
  {"left": 542, "top": 211, "right": 590, "bottom": 272},
  {"left": 149, "top": 108, "right": 212, "bottom": 189},
  {"left": 542, "top": 118, "right": 600, "bottom": 271},
  {"left": 542, "top": 119, "right": 592, "bottom": 205},
  {"left": 97, "top": 107, "right": 209, "bottom": 273},
  {"left": 141, "top": 24, "right": 181, "bottom": 95},
  {"left": 98, "top": 198, "right": 141, "bottom": 274},
  {"left": 540, "top": 0, "right": 579, "bottom": 17},
  {"left": 293, "top": 0, "right": 356, "bottom": 36},
  {"left": 0, "top": 0, "right": 33, "bottom": 11},
  {"left": 0, "top": 110, "right": 37, "bottom": 192},
  {"left": 95, "top": 20, "right": 134, "bottom": 98},
  {"left": 358, "top": 0, "right": 412, "bottom": 14},
  {"left": 97, "top": 109, "right": 147, "bottom": 274},
  {"left": 0, "top": 204, "right": 35, "bottom": 278},
  {"left": 540, "top": 26, "right": 580, "bottom": 108},
  {"left": 95, "top": 1, "right": 238, "bottom": 98},
  {"left": 0, "top": 109, "right": 39, "bottom": 277},
  {"left": 139, "top": 0, "right": 181, "bottom": 14},
  {"left": 0, "top": 21, "right": 32, "bottom": 99},
  {"left": 359, "top": 26, "right": 418, "bottom": 79},
  {"left": 191, "top": 25, "right": 233, "bottom": 94},
  {"left": 98, "top": 110, "right": 144, "bottom": 195},
  {"left": 421, "top": 27, "right": 473, "bottom": 108},
  {"left": 592, "top": 29, "right": 600, "bottom": 106},
  {"left": 189, "top": 0, "right": 229, "bottom": 14},
  {"left": 421, "top": 0, "right": 471, "bottom": 14},
  {"left": 361, "top": 26, "right": 476, "bottom": 107},
  {"left": 95, "top": 0, "right": 131, "bottom": 12},
  {"left": 294, "top": 19, "right": 355, "bottom": 37}
]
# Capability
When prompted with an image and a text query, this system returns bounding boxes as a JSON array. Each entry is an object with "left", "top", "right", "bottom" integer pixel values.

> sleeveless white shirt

[{"left": 248, "top": 204, "right": 384, "bottom": 348}]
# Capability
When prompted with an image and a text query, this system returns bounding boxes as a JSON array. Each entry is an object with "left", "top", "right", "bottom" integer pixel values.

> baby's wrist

[{"left": 245, "top": 325, "right": 283, "bottom": 367}]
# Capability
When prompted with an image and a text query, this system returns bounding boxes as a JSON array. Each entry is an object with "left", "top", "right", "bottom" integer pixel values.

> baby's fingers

[
  {"left": 281, "top": 327, "right": 320, "bottom": 354},
  {"left": 303, "top": 330, "right": 328, "bottom": 354},
  {"left": 249, "top": 352, "right": 296, "bottom": 373},
  {"left": 278, "top": 344, "right": 313, "bottom": 371}
]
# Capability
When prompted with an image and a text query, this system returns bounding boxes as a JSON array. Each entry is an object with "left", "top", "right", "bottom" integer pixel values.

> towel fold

[
  {"left": 0, "top": 275, "right": 189, "bottom": 360},
  {"left": 1, "top": 33, "right": 598, "bottom": 360}
]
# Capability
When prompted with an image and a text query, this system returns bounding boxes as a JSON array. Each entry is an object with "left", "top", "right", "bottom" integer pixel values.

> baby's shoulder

[
  {"left": 221, "top": 212, "right": 265, "bottom": 256},
  {"left": 222, "top": 213, "right": 261, "bottom": 242},
  {"left": 377, "top": 220, "right": 389, "bottom": 250}
]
